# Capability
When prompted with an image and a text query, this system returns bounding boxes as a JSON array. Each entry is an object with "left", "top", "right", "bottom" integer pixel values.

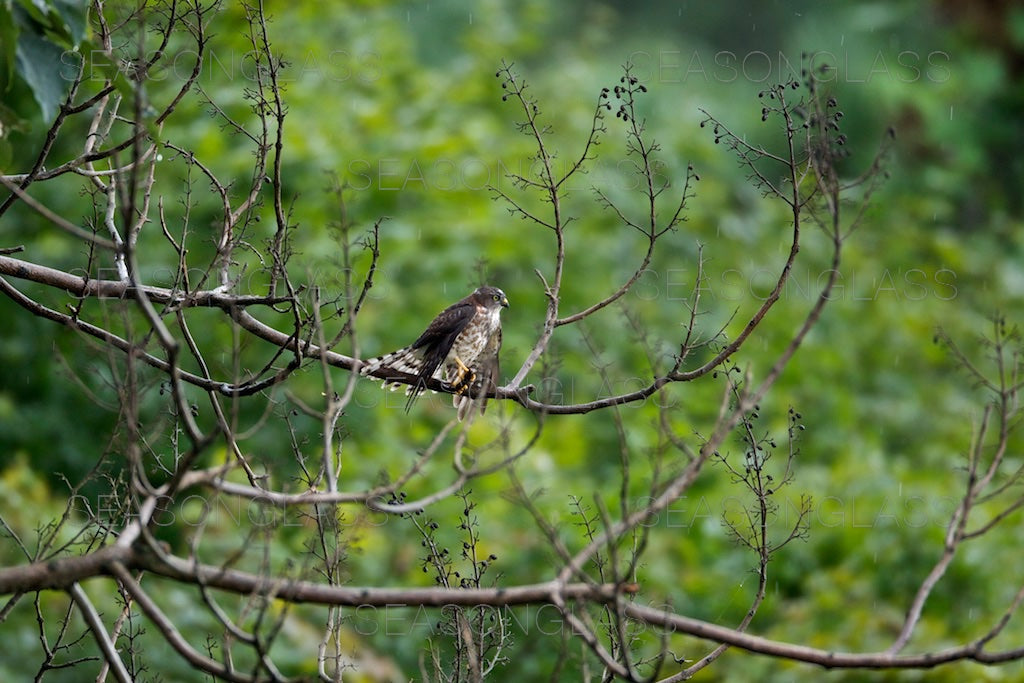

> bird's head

[{"left": 475, "top": 286, "right": 509, "bottom": 310}]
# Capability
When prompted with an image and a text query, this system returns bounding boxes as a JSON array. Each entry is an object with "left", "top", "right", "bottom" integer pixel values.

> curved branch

[
  {"left": 554, "top": 236, "right": 655, "bottom": 327},
  {"left": 109, "top": 562, "right": 258, "bottom": 683},
  {"left": 68, "top": 582, "right": 132, "bottom": 683},
  {"left": 625, "top": 601, "right": 1020, "bottom": 669},
  {"left": 4, "top": 544, "right": 1020, "bottom": 673},
  {"left": 0, "top": 272, "right": 293, "bottom": 397},
  {"left": 0, "top": 542, "right": 631, "bottom": 608}
]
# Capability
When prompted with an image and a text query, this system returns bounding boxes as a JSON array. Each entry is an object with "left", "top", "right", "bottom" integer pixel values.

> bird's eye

[{"left": 492, "top": 294, "right": 500, "bottom": 301}]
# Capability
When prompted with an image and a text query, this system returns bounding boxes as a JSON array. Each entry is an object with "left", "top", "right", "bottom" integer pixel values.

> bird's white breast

[{"left": 446, "top": 306, "right": 501, "bottom": 367}]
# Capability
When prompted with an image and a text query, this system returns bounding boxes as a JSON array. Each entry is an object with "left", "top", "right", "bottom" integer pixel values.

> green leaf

[
  {"left": 12, "top": 0, "right": 87, "bottom": 49},
  {"left": 0, "top": 5, "right": 18, "bottom": 88},
  {"left": 50, "top": 0, "right": 88, "bottom": 45},
  {"left": 13, "top": 0, "right": 47, "bottom": 25},
  {"left": 14, "top": 26, "right": 70, "bottom": 121}
]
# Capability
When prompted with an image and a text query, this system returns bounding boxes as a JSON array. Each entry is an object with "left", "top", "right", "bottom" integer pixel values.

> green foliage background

[{"left": 2, "top": 0, "right": 1024, "bottom": 680}]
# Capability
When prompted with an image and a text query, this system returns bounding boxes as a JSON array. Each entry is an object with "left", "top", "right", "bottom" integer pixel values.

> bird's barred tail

[
  {"left": 360, "top": 346, "right": 419, "bottom": 376},
  {"left": 360, "top": 347, "right": 429, "bottom": 395}
]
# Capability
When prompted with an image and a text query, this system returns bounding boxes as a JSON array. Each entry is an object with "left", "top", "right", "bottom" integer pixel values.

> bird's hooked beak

[{"left": 500, "top": 295, "right": 509, "bottom": 308}]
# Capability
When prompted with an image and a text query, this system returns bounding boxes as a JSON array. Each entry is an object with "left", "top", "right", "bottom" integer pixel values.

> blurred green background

[{"left": 2, "top": 0, "right": 1024, "bottom": 680}]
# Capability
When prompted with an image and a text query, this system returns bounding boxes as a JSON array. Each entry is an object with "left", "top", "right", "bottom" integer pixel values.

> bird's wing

[{"left": 410, "top": 299, "right": 478, "bottom": 382}]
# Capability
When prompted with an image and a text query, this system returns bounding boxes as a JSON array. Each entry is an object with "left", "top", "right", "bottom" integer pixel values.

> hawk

[{"left": 360, "top": 286, "right": 509, "bottom": 419}]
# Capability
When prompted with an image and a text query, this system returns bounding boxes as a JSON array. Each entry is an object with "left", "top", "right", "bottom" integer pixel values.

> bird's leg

[{"left": 449, "top": 356, "right": 476, "bottom": 394}]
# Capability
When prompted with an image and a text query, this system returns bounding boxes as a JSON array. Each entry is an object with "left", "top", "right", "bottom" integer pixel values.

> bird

[{"left": 360, "top": 286, "right": 509, "bottom": 419}]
